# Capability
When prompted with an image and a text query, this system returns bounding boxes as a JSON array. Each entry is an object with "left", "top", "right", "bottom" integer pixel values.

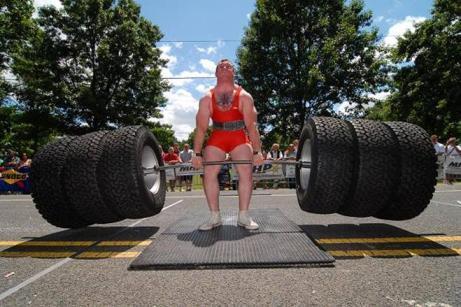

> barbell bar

[{"left": 143, "top": 159, "right": 312, "bottom": 174}]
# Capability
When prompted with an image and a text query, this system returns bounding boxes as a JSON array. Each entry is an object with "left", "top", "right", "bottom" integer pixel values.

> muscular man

[{"left": 192, "top": 59, "right": 264, "bottom": 231}]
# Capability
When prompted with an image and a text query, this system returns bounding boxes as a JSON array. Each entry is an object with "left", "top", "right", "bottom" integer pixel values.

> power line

[
  {"left": 158, "top": 35, "right": 409, "bottom": 44},
  {"left": 163, "top": 76, "right": 215, "bottom": 79},
  {"left": 159, "top": 39, "right": 240, "bottom": 43}
]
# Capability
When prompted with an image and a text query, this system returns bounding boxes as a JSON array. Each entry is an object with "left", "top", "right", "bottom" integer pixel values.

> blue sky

[{"left": 34, "top": 0, "right": 435, "bottom": 140}]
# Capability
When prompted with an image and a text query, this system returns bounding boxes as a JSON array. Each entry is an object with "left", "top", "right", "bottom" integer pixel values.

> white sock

[{"left": 238, "top": 210, "right": 249, "bottom": 220}]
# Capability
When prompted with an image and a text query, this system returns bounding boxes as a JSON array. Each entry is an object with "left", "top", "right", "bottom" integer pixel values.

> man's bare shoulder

[
  {"left": 239, "top": 87, "right": 254, "bottom": 105},
  {"left": 199, "top": 92, "right": 212, "bottom": 103}
]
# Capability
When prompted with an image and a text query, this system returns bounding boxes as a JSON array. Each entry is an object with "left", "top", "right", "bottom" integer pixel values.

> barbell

[
  {"left": 144, "top": 159, "right": 312, "bottom": 173},
  {"left": 30, "top": 117, "right": 437, "bottom": 229}
]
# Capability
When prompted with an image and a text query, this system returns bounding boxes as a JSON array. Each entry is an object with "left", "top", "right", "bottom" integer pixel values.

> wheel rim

[
  {"left": 142, "top": 145, "right": 160, "bottom": 194},
  {"left": 299, "top": 139, "right": 312, "bottom": 191}
]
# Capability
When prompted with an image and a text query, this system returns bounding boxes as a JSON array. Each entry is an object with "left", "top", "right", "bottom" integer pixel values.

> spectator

[
  {"left": 267, "top": 143, "right": 284, "bottom": 160},
  {"left": 267, "top": 143, "right": 284, "bottom": 188},
  {"left": 173, "top": 143, "right": 180, "bottom": 155},
  {"left": 431, "top": 135, "right": 445, "bottom": 156},
  {"left": 4, "top": 150, "right": 19, "bottom": 169},
  {"left": 163, "top": 147, "right": 180, "bottom": 192},
  {"left": 179, "top": 143, "right": 194, "bottom": 192},
  {"left": 444, "top": 137, "right": 461, "bottom": 185},
  {"left": 17, "top": 153, "right": 32, "bottom": 170},
  {"left": 284, "top": 144, "right": 296, "bottom": 160},
  {"left": 284, "top": 144, "right": 296, "bottom": 189},
  {"left": 293, "top": 139, "right": 299, "bottom": 155},
  {"left": 218, "top": 153, "right": 231, "bottom": 191}
]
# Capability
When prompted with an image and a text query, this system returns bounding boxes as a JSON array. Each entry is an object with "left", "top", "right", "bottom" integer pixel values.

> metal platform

[{"left": 129, "top": 209, "right": 334, "bottom": 270}]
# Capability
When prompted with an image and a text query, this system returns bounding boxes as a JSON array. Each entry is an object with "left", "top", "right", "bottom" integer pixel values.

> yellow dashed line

[
  {"left": 96, "top": 240, "right": 152, "bottom": 246},
  {"left": 328, "top": 248, "right": 461, "bottom": 257},
  {"left": 316, "top": 236, "right": 461, "bottom": 244},
  {"left": 0, "top": 240, "right": 151, "bottom": 247},
  {"left": 0, "top": 251, "right": 76, "bottom": 258},
  {"left": 75, "top": 251, "right": 141, "bottom": 259},
  {"left": 0, "top": 241, "right": 95, "bottom": 247}
]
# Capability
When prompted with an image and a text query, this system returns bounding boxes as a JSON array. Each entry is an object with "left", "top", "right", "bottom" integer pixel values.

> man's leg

[
  {"left": 230, "top": 144, "right": 259, "bottom": 230},
  {"left": 199, "top": 146, "right": 226, "bottom": 230}
]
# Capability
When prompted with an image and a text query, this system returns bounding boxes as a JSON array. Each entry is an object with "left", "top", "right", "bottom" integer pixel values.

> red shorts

[{"left": 206, "top": 130, "right": 250, "bottom": 153}]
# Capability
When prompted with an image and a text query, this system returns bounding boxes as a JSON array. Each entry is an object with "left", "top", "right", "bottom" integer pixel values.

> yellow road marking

[
  {"left": 1, "top": 236, "right": 460, "bottom": 247},
  {"left": 316, "top": 236, "right": 461, "bottom": 244},
  {"left": 1, "top": 248, "right": 458, "bottom": 259},
  {"left": 0, "top": 241, "right": 96, "bottom": 247},
  {"left": 0, "top": 240, "right": 152, "bottom": 247},
  {"left": 75, "top": 251, "right": 141, "bottom": 259},
  {"left": 96, "top": 240, "right": 152, "bottom": 246},
  {"left": 328, "top": 248, "right": 461, "bottom": 257},
  {"left": 0, "top": 251, "right": 76, "bottom": 258}
]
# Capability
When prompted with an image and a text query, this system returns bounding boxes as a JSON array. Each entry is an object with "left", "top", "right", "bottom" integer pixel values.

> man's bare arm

[
  {"left": 193, "top": 96, "right": 211, "bottom": 154},
  {"left": 241, "top": 92, "right": 262, "bottom": 153}
]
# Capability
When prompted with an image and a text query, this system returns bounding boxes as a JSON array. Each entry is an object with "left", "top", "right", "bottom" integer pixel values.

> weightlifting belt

[{"left": 213, "top": 120, "right": 246, "bottom": 131}]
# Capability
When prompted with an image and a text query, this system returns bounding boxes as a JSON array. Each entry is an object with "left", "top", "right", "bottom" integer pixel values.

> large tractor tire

[
  {"left": 98, "top": 126, "right": 166, "bottom": 219},
  {"left": 296, "top": 117, "right": 355, "bottom": 214},
  {"left": 374, "top": 122, "right": 437, "bottom": 220},
  {"left": 338, "top": 119, "right": 400, "bottom": 217},
  {"left": 30, "top": 137, "right": 90, "bottom": 228},
  {"left": 63, "top": 131, "right": 122, "bottom": 224}
]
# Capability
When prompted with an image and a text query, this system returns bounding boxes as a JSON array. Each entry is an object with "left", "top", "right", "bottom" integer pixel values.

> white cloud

[
  {"left": 174, "top": 42, "right": 183, "bottom": 49},
  {"left": 246, "top": 13, "right": 251, "bottom": 20},
  {"left": 196, "top": 46, "right": 217, "bottom": 55},
  {"left": 155, "top": 89, "right": 201, "bottom": 140},
  {"left": 199, "top": 59, "right": 216, "bottom": 73},
  {"left": 368, "top": 92, "right": 390, "bottom": 101},
  {"left": 34, "top": 0, "right": 63, "bottom": 9},
  {"left": 159, "top": 45, "right": 177, "bottom": 67},
  {"left": 195, "top": 84, "right": 213, "bottom": 94},
  {"left": 375, "top": 16, "right": 384, "bottom": 23},
  {"left": 33, "top": 0, "right": 63, "bottom": 17},
  {"left": 383, "top": 16, "right": 426, "bottom": 47}
]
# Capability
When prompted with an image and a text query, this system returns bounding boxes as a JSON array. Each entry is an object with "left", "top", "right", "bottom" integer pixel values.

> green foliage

[
  {"left": 144, "top": 121, "right": 177, "bottom": 152},
  {"left": 0, "top": 0, "right": 35, "bottom": 100},
  {"left": 0, "top": 105, "right": 57, "bottom": 155},
  {"left": 184, "top": 127, "right": 212, "bottom": 150},
  {"left": 372, "top": 0, "right": 460, "bottom": 138},
  {"left": 237, "top": 0, "right": 388, "bottom": 140},
  {"left": 12, "top": 0, "right": 170, "bottom": 134}
]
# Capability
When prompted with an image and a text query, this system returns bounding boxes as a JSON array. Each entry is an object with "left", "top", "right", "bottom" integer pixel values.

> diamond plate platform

[{"left": 129, "top": 209, "right": 334, "bottom": 270}]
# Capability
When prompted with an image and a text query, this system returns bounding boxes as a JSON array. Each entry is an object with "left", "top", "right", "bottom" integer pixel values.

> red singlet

[{"left": 206, "top": 86, "right": 250, "bottom": 153}]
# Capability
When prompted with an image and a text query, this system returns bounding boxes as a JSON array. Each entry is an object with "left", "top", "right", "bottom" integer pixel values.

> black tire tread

[
  {"left": 339, "top": 119, "right": 400, "bottom": 217},
  {"left": 30, "top": 137, "right": 89, "bottom": 228},
  {"left": 63, "top": 131, "right": 122, "bottom": 224},
  {"left": 374, "top": 121, "right": 437, "bottom": 220},
  {"left": 98, "top": 126, "right": 166, "bottom": 219},
  {"left": 296, "top": 117, "right": 355, "bottom": 214}
]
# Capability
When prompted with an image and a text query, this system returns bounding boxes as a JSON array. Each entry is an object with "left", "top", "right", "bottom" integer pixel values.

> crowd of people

[
  {"left": 0, "top": 150, "right": 32, "bottom": 172},
  {"left": 158, "top": 140, "right": 300, "bottom": 192},
  {"left": 431, "top": 135, "right": 461, "bottom": 185}
]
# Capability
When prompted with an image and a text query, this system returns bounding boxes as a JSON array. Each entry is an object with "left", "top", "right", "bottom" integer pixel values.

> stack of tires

[
  {"left": 296, "top": 117, "right": 437, "bottom": 220},
  {"left": 30, "top": 126, "right": 166, "bottom": 228}
]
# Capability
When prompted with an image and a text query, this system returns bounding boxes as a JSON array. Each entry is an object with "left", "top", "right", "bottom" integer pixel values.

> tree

[
  {"left": 0, "top": 0, "right": 35, "bottom": 100},
  {"left": 0, "top": 105, "right": 57, "bottom": 155},
  {"left": 12, "top": 0, "right": 170, "bottom": 134},
  {"left": 184, "top": 127, "right": 212, "bottom": 151},
  {"left": 144, "top": 121, "right": 177, "bottom": 151},
  {"left": 237, "top": 0, "right": 388, "bottom": 140},
  {"left": 370, "top": 0, "right": 460, "bottom": 138}
]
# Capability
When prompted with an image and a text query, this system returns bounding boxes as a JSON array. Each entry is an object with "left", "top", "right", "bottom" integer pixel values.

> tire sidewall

[{"left": 135, "top": 127, "right": 166, "bottom": 213}]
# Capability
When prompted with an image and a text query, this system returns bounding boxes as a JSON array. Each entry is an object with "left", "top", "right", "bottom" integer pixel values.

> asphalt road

[{"left": 0, "top": 184, "right": 460, "bottom": 306}]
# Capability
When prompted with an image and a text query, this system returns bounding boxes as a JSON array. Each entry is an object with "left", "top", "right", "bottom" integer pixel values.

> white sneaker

[
  {"left": 237, "top": 211, "right": 259, "bottom": 230},
  {"left": 198, "top": 211, "right": 222, "bottom": 231}
]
